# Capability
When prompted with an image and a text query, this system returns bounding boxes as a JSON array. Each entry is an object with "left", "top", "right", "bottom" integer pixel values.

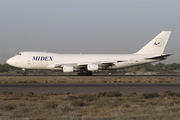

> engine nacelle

[
  {"left": 87, "top": 64, "right": 98, "bottom": 71},
  {"left": 63, "top": 66, "right": 74, "bottom": 72}
]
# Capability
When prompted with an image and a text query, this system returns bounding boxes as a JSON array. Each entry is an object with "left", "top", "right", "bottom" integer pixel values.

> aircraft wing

[
  {"left": 47, "top": 60, "right": 128, "bottom": 69},
  {"left": 99, "top": 60, "right": 128, "bottom": 66},
  {"left": 77, "top": 60, "right": 127, "bottom": 66}
]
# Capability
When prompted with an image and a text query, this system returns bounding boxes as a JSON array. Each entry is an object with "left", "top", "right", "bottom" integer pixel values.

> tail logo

[{"left": 154, "top": 38, "right": 164, "bottom": 47}]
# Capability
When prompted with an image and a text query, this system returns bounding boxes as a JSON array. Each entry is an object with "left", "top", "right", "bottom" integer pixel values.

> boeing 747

[{"left": 6, "top": 31, "right": 172, "bottom": 76}]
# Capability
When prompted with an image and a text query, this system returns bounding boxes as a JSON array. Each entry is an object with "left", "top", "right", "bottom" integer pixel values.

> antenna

[
  {"left": 172, "top": 58, "right": 174, "bottom": 64},
  {"left": 3, "top": 55, "right": 6, "bottom": 64}
]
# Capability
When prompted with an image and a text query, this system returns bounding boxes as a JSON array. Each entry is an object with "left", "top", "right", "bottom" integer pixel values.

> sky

[{"left": 0, "top": 0, "right": 180, "bottom": 64}]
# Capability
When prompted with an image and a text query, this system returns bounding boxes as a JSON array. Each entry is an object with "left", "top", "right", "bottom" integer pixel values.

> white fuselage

[{"left": 7, "top": 51, "right": 159, "bottom": 70}]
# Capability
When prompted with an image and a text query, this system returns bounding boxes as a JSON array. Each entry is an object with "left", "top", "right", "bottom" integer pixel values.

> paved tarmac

[
  {"left": 1, "top": 75, "right": 180, "bottom": 77},
  {"left": 0, "top": 84, "right": 180, "bottom": 94}
]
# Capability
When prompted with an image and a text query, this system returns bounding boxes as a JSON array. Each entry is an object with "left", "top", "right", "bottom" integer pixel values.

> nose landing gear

[{"left": 22, "top": 68, "right": 27, "bottom": 76}]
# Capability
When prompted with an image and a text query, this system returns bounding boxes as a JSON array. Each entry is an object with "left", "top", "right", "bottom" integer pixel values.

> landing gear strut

[
  {"left": 22, "top": 68, "right": 27, "bottom": 76},
  {"left": 23, "top": 72, "right": 27, "bottom": 76},
  {"left": 77, "top": 72, "right": 92, "bottom": 76}
]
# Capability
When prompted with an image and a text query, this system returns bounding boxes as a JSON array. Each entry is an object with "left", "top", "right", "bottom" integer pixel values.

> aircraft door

[
  {"left": 27, "top": 60, "right": 31, "bottom": 65},
  {"left": 129, "top": 59, "right": 139, "bottom": 65}
]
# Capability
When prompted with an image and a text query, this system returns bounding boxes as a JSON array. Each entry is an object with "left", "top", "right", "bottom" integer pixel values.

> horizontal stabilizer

[{"left": 145, "top": 54, "right": 172, "bottom": 60}]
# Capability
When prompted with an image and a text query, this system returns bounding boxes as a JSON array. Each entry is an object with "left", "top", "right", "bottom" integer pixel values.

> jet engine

[
  {"left": 87, "top": 64, "right": 99, "bottom": 71},
  {"left": 63, "top": 66, "right": 74, "bottom": 72}
]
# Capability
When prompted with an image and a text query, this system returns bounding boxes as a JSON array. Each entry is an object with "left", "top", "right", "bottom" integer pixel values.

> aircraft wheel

[
  {"left": 84, "top": 73, "right": 88, "bottom": 76},
  {"left": 77, "top": 73, "right": 83, "bottom": 76},
  {"left": 77, "top": 72, "right": 92, "bottom": 76},
  {"left": 89, "top": 72, "right": 92, "bottom": 76},
  {"left": 23, "top": 72, "right": 27, "bottom": 76},
  {"left": 84, "top": 72, "right": 92, "bottom": 76}
]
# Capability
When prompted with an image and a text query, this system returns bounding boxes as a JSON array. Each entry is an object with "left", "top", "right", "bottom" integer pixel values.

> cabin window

[{"left": 17, "top": 53, "right": 22, "bottom": 55}]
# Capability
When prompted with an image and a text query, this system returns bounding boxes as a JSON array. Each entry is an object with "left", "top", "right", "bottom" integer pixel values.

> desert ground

[
  {"left": 0, "top": 76, "right": 180, "bottom": 119},
  {"left": 0, "top": 76, "right": 180, "bottom": 84},
  {"left": 0, "top": 91, "right": 180, "bottom": 120}
]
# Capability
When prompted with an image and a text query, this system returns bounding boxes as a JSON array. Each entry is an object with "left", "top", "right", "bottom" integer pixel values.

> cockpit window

[{"left": 17, "top": 53, "right": 22, "bottom": 55}]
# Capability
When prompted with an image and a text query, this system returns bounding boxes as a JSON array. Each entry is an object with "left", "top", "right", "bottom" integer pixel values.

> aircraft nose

[{"left": 6, "top": 57, "right": 17, "bottom": 66}]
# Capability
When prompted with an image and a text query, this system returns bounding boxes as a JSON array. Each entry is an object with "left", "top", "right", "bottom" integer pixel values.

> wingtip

[{"left": 162, "top": 31, "right": 172, "bottom": 33}]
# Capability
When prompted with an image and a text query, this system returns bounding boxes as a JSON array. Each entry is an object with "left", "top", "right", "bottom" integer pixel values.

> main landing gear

[{"left": 77, "top": 72, "right": 92, "bottom": 76}]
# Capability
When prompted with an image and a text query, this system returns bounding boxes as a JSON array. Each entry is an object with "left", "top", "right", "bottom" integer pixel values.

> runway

[
  {"left": 0, "top": 84, "right": 180, "bottom": 94},
  {"left": 1, "top": 75, "right": 180, "bottom": 77}
]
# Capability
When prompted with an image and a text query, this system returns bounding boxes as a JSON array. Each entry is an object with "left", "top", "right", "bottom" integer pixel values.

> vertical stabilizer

[{"left": 136, "top": 31, "right": 171, "bottom": 54}]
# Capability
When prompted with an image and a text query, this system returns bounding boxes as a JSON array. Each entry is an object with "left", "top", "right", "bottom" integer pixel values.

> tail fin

[{"left": 136, "top": 31, "right": 171, "bottom": 54}]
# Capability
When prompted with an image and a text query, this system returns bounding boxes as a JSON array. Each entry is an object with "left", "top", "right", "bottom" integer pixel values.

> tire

[{"left": 23, "top": 72, "right": 27, "bottom": 76}]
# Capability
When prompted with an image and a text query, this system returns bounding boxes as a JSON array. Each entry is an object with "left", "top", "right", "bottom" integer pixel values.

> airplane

[{"left": 6, "top": 31, "right": 172, "bottom": 76}]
